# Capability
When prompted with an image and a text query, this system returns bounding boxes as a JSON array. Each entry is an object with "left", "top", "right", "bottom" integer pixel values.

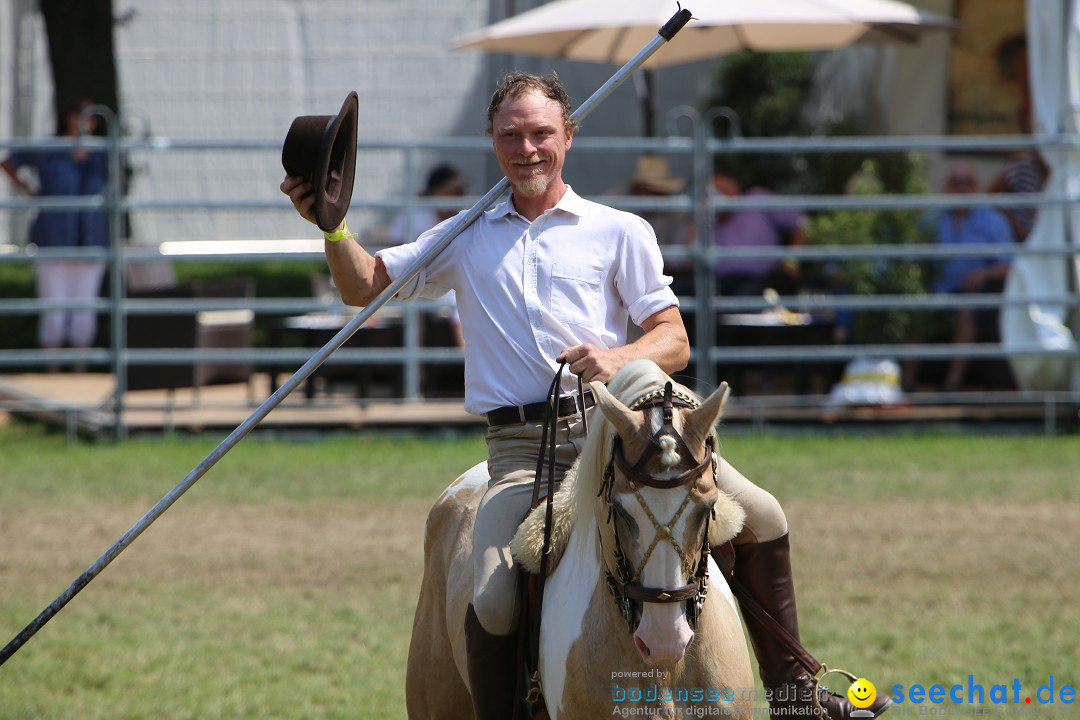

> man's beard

[
  {"left": 510, "top": 154, "right": 551, "bottom": 197},
  {"left": 514, "top": 175, "right": 550, "bottom": 197}
]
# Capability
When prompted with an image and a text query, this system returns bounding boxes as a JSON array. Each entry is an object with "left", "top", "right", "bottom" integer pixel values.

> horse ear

[
  {"left": 687, "top": 381, "right": 729, "bottom": 440},
  {"left": 589, "top": 380, "right": 643, "bottom": 440}
]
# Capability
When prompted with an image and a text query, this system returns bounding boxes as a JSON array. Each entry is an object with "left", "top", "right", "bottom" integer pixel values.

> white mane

[{"left": 511, "top": 360, "right": 701, "bottom": 573}]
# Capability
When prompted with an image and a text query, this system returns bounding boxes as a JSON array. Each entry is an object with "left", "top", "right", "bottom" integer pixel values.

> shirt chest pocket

[{"left": 549, "top": 263, "right": 606, "bottom": 326}]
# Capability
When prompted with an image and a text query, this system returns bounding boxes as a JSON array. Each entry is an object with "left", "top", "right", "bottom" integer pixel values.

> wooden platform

[{"left": 2, "top": 372, "right": 1077, "bottom": 438}]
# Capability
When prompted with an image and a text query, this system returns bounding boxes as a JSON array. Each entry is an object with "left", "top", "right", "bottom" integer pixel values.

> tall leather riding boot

[
  {"left": 465, "top": 603, "right": 519, "bottom": 720},
  {"left": 724, "top": 535, "right": 892, "bottom": 720}
]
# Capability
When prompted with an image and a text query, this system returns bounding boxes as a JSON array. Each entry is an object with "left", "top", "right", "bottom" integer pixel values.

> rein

[{"left": 520, "top": 361, "right": 587, "bottom": 712}]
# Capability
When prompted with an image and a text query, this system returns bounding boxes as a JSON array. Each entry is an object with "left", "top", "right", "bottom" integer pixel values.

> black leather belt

[{"left": 486, "top": 389, "right": 595, "bottom": 427}]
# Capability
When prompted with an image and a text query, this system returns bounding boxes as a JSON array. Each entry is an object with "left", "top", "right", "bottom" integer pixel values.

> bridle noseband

[{"left": 602, "top": 382, "right": 718, "bottom": 633}]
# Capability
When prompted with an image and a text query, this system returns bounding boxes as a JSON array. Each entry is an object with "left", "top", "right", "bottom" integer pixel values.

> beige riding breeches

[{"left": 470, "top": 411, "right": 789, "bottom": 635}]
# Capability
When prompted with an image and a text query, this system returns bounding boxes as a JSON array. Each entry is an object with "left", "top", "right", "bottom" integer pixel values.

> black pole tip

[{"left": 659, "top": 7, "right": 693, "bottom": 41}]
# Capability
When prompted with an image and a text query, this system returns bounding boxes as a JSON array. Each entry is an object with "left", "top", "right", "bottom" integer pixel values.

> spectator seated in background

[
  {"left": 710, "top": 172, "right": 806, "bottom": 297},
  {"left": 388, "top": 162, "right": 469, "bottom": 348},
  {"left": 387, "top": 162, "right": 469, "bottom": 246},
  {"left": 931, "top": 160, "right": 1016, "bottom": 391}
]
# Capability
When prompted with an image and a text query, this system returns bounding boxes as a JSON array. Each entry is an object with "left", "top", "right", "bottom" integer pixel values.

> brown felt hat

[{"left": 281, "top": 91, "right": 358, "bottom": 232}]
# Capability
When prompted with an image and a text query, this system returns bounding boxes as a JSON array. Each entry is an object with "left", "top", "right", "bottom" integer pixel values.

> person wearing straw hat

[{"left": 626, "top": 153, "right": 693, "bottom": 296}]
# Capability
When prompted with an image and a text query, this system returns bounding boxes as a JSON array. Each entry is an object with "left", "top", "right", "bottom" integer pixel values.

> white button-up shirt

[{"left": 377, "top": 186, "right": 678, "bottom": 415}]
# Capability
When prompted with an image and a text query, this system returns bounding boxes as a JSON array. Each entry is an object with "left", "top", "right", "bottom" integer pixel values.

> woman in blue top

[{"left": 1, "top": 98, "right": 109, "bottom": 370}]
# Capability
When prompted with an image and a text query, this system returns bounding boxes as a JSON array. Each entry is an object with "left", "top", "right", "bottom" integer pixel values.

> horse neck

[{"left": 544, "top": 504, "right": 632, "bottom": 654}]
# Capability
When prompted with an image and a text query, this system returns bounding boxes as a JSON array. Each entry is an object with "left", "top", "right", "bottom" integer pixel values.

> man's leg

[
  {"left": 468, "top": 475, "right": 533, "bottom": 720},
  {"left": 35, "top": 261, "right": 68, "bottom": 362},
  {"left": 713, "top": 457, "right": 891, "bottom": 720},
  {"left": 467, "top": 418, "right": 585, "bottom": 720},
  {"left": 67, "top": 260, "right": 107, "bottom": 349}
]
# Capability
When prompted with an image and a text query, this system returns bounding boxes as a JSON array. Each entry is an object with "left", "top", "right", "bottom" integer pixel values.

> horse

[{"left": 406, "top": 359, "right": 755, "bottom": 719}]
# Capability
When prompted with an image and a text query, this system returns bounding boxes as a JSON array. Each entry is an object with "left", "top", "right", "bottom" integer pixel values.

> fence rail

[{"left": 2, "top": 109, "right": 1079, "bottom": 436}]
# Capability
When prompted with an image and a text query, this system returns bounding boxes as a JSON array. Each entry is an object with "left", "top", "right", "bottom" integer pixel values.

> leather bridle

[{"left": 601, "top": 381, "right": 718, "bottom": 633}]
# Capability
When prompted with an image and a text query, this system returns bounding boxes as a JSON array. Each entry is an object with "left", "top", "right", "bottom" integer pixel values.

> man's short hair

[{"left": 485, "top": 71, "right": 579, "bottom": 136}]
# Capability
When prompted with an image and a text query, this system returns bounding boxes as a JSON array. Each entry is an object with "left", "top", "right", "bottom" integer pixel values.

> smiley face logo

[{"left": 847, "top": 678, "right": 877, "bottom": 709}]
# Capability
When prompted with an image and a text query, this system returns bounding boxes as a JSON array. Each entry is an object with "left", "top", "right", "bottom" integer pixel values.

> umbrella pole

[
  {"left": 634, "top": 68, "right": 657, "bottom": 137},
  {"left": 0, "top": 7, "right": 693, "bottom": 668}
]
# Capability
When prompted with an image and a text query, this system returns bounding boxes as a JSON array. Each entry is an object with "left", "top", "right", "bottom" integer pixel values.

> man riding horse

[{"left": 281, "top": 70, "right": 891, "bottom": 720}]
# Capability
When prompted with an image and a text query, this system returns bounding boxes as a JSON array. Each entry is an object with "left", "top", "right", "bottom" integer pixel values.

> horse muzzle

[{"left": 633, "top": 600, "right": 695, "bottom": 666}]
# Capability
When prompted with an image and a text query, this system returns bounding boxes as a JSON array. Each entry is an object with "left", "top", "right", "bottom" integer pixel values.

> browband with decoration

[{"left": 628, "top": 385, "right": 700, "bottom": 412}]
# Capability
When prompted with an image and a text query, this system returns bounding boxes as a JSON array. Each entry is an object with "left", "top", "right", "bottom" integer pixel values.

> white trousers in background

[{"left": 35, "top": 260, "right": 107, "bottom": 349}]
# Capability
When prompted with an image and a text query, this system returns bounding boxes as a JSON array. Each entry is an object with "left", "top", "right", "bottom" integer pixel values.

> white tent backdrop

[{"left": 1001, "top": 0, "right": 1080, "bottom": 391}]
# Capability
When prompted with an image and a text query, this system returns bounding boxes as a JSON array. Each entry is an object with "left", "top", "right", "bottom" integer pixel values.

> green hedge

[
  {"left": 0, "top": 260, "right": 330, "bottom": 352},
  {"left": 0, "top": 264, "right": 38, "bottom": 352}
]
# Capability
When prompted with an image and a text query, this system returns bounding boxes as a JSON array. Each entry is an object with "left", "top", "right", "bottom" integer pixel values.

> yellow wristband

[{"left": 324, "top": 222, "right": 354, "bottom": 243}]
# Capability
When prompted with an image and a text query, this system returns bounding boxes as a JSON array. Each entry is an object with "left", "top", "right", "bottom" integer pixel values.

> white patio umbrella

[{"left": 453, "top": 0, "right": 955, "bottom": 70}]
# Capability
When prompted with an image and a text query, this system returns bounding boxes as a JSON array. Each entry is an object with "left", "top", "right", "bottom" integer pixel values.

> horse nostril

[{"left": 634, "top": 634, "right": 651, "bottom": 658}]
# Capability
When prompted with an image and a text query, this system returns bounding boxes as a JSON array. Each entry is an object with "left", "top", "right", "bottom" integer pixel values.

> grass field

[{"left": 0, "top": 423, "right": 1077, "bottom": 719}]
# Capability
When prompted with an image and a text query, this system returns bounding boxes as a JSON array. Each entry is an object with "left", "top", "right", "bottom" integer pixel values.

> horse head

[
  {"left": 588, "top": 360, "right": 742, "bottom": 667},
  {"left": 509, "top": 360, "right": 744, "bottom": 670}
]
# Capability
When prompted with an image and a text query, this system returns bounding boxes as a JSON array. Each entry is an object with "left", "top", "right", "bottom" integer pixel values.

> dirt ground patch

[
  {"left": 0, "top": 499, "right": 433, "bottom": 596},
  {"left": 785, "top": 499, "right": 1080, "bottom": 623},
  {"left": 792, "top": 499, "right": 1080, "bottom": 582},
  {"left": 4, "top": 498, "right": 1077, "bottom": 600},
  {"left": 3, "top": 495, "right": 1076, "bottom": 712}
]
